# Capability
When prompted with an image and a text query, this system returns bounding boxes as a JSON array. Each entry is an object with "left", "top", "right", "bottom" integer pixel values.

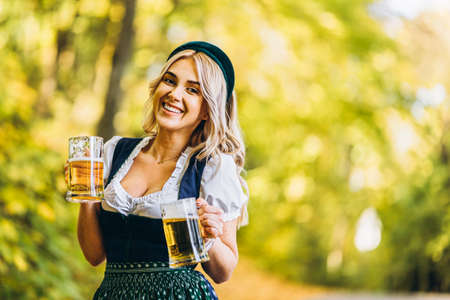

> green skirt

[{"left": 93, "top": 262, "right": 217, "bottom": 300}]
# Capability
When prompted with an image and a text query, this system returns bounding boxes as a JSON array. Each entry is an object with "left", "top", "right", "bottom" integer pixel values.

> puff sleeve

[
  {"left": 199, "top": 154, "right": 249, "bottom": 227},
  {"left": 103, "top": 136, "right": 122, "bottom": 182}
]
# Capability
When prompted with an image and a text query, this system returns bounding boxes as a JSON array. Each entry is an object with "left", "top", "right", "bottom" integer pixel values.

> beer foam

[
  {"left": 68, "top": 157, "right": 104, "bottom": 163},
  {"left": 163, "top": 214, "right": 199, "bottom": 220}
]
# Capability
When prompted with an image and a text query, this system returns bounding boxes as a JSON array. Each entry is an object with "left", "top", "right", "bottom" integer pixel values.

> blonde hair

[{"left": 142, "top": 50, "right": 248, "bottom": 225}]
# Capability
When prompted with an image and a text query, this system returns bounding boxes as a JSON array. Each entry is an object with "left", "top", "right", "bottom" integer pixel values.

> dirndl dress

[{"left": 93, "top": 138, "right": 218, "bottom": 300}]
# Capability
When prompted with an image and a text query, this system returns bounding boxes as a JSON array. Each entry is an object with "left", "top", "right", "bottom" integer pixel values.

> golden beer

[
  {"left": 68, "top": 159, "right": 104, "bottom": 202},
  {"left": 162, "top": 217, "right": 208, "bottom": 268}
]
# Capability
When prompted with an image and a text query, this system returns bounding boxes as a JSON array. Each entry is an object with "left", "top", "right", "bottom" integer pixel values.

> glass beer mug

[
  {"left": 66, "top": 136, "right": 104, "bottom": 203},
  {"left": 161, "top": 198, "right": 215, "bottom": 268}
]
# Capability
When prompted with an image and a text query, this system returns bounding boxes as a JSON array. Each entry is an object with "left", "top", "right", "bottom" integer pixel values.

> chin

[
  {"left": 156, "top": 110, "right": 201, "bottom": 132},
  {"left": 155, "top": 117, "right": 185, "bottom": 133},
  {"left": 157, "top": 119, "right": 179, "bottom": 131}
]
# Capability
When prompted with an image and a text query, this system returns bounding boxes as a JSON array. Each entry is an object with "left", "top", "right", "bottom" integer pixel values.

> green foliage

[
  {"left": 0, "top": 9, "right": 98, "bottom": 297},
  {"left": 233, "top": 0, "right": 450, "bottom": 293},
  {"left": 0, "top": 96, "right": 96, "bottom": 298}
]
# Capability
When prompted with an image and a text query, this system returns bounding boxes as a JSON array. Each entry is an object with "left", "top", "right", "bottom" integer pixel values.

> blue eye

[
  {"left": 163, "top": 77, "right": 175, "bottom": 85},
  {"left": 187, "top": 87, "right": 200, "bottom": 94}
]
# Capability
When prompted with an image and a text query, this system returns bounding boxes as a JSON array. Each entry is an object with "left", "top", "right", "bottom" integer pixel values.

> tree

[{"left": 97, "top": 0, "right": 137, "bottom": 140}]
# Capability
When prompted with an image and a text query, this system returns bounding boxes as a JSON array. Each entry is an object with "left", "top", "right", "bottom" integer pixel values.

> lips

[{"left": 162, "top": 101, "right": 184, "bottom": 114}]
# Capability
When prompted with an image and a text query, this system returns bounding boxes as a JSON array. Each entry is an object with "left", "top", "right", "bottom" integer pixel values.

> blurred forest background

[{"left": 1, "top": 0, "right": 449, "bottom": 299}]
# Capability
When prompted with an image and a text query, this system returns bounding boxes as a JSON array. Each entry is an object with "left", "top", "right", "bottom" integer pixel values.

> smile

[{"left": 162, "top": 102, "right": 184, "bottom": 114}]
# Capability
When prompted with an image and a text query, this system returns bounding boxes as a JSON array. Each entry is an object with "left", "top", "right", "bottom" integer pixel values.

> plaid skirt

[{"left": 93, "top": 261, "right": 218, "bottom": 300}]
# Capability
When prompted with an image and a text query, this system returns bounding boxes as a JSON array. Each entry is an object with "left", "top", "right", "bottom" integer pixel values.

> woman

[{"left": 76, "top": 41, "right": 248, "bottom": 299}]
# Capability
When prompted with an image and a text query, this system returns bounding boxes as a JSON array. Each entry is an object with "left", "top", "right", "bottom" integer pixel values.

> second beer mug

[
  {"left": 66, "top": 136, "right": 104, "bottom": 203},
  {"left": 161, "top": 198, "right": 214, "bottom": 268}
]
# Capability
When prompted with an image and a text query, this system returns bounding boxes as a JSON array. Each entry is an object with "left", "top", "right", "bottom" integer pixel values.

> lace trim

[{"left": 104, "top": 137, "right": 192, "bottom": 215}]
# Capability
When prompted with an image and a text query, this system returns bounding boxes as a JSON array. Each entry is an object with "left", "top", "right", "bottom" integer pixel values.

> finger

[
  {"left": 203, "top": 226, "right": 222, "bottom": 239},
  {"left": 200, "top": 217, "right": 224, "bottom": 235},
  {"left": 200, "top": 213, "right": 224, "bottom": 224},
  {"left": 196, "top": 198, "right": 207, "bottom": 208},
  {"left": 200, "top": 218, "right": 222, "bottom": 231},
  {"left": 198, "top": 205, "right": 224, "bottom": 216},
  {"left": 64, "top": 162, "right": 69, "bottom": 184}
]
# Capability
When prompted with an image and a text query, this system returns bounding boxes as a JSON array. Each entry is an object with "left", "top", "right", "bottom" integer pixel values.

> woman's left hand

[{"left": 196, "top": 198, "right": 224, "bottom": 239}]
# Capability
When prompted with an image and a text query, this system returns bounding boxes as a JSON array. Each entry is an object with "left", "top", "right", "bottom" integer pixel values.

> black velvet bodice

[
  {"left": 99, "top": 207, "right": 168, "bottom": 262},
  {"left": 99, "top": 137, "right": 207, "bottom": 264}
]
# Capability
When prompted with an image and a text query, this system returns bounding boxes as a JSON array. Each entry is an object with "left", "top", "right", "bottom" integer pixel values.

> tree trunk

[{"left": 97, "top": 0, "right": 136, "bottom": 140}]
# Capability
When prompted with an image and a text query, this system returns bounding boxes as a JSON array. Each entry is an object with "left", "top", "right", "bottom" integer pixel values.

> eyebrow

[{"left": 165, "top": 71, "right": 200, "bottom": 86}]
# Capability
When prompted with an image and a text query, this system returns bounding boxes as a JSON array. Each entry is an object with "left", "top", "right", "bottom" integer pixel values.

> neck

[{"left": 146, "top": 129, "right": 191, "bottom": 162}]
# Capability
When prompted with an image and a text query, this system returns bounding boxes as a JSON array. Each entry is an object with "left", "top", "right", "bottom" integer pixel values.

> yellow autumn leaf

[
  {"left": 0, "top": 219, "right": 18, "bottom": 242},
  {"left": 12, "top": 252, "right": 28, "bottom": 272},
  {"left": 37, "top": 202, "right": 55, "bottom": 222}
]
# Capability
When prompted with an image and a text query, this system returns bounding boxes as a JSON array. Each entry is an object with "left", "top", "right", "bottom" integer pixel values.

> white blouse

[{"left": 101, "top": 136, "right": 248, "bottom": 226}]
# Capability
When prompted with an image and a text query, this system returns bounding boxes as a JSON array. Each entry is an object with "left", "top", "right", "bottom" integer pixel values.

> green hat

[{"left": 167, "top": 41, "right": 235, "bottom": 101}]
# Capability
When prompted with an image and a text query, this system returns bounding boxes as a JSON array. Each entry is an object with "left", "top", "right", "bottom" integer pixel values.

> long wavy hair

[{"left": 142, "top": 49, "right": 248, "bottom": 224}]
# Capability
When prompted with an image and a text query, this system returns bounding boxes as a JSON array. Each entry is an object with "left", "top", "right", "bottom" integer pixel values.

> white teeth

[{"left": 162, "top": 102, "right": 182, "bottom": 114}]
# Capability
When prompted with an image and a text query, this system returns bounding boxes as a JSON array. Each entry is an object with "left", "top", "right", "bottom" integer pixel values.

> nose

[{"left": 168, "top": 84, "right": 183, "bottom": 101}]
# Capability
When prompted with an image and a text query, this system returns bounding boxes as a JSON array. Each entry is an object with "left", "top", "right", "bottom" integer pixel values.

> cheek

[
  {"left": 153, "top": 87, "right": 168, "bottom": 106},
  {"left": 193, "top": 101, "right": 206, "bottom": 117},
  {"left": 154, "top": 83, "right": 170, "bottom": 97}
]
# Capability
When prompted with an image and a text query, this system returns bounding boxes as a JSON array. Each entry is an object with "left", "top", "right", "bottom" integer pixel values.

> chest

[{"left": 120, "top": 154, "right": 178, "bottom": 197}]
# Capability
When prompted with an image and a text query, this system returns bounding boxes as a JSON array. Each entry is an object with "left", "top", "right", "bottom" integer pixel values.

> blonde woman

[{"left": 76, "top": 41, "right": 248, "bottom": 299}]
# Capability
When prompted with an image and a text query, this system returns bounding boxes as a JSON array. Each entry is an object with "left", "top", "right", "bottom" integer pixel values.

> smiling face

[{"left": 152, "top": 57, "right": 208, "bottom": 136}]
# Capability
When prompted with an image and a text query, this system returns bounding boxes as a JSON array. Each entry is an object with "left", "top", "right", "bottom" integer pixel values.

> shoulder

[
  {"left": 203, "top": 153, "right": 238, "bottom": 182},
  {"left": 103, "top": 136, "right": 122, "bottom": 179},
  {"left": 104, "top": 136, "right": 146, "bottom": 153},
  {"left": 104, "top": 136, "right": 123, "bottom": 149},
  {"left": 105, "top": 136, "right": 144, "bottom": 147},
  {"left": 104, "top": 135, "right": 148, "bottom": 162},
  {"left": 200, "top": 152, "right": 248, "bottom": 224}
]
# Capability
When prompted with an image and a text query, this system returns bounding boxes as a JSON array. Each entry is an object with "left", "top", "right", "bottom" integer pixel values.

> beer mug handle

[{"left": 204, "top": 238, "right": 216, "bottom": 251}]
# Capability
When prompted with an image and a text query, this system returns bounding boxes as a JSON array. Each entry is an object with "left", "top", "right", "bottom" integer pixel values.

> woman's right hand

[{"left": 64, "top": 161, "right": 69, "bottom": 185}]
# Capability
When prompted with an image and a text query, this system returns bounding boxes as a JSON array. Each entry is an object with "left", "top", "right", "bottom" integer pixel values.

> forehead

[{"left": 166, "top": 57, "right": 199, "bottom": 82}]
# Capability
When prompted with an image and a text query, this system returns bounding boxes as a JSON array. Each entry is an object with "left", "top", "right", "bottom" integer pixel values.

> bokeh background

[{"left": 1, "top": 0, "right": 449, "bottom": 299}]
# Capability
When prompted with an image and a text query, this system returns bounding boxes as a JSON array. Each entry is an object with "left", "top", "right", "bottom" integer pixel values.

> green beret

[{"left": 167, "top": 41, "right": 235, "bottom": 101}]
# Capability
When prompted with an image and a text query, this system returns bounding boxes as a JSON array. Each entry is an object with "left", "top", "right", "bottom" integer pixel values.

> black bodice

[
  {"left": 99, "top": 137, "right": 207, "bottom": 264},
  {"left": 99, "top": 207, "right": 169, "bottom": 262}
]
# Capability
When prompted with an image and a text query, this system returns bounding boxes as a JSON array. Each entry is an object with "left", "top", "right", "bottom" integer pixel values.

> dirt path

[
  {"left": 199, "top": 256, "right": 325, "bottom": 300},
  {"left": 307, "top": 293, "right": 450, "bottom": 300},
  {"left": 199, "top": 257, "right": 450, "bottom": 300}
]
